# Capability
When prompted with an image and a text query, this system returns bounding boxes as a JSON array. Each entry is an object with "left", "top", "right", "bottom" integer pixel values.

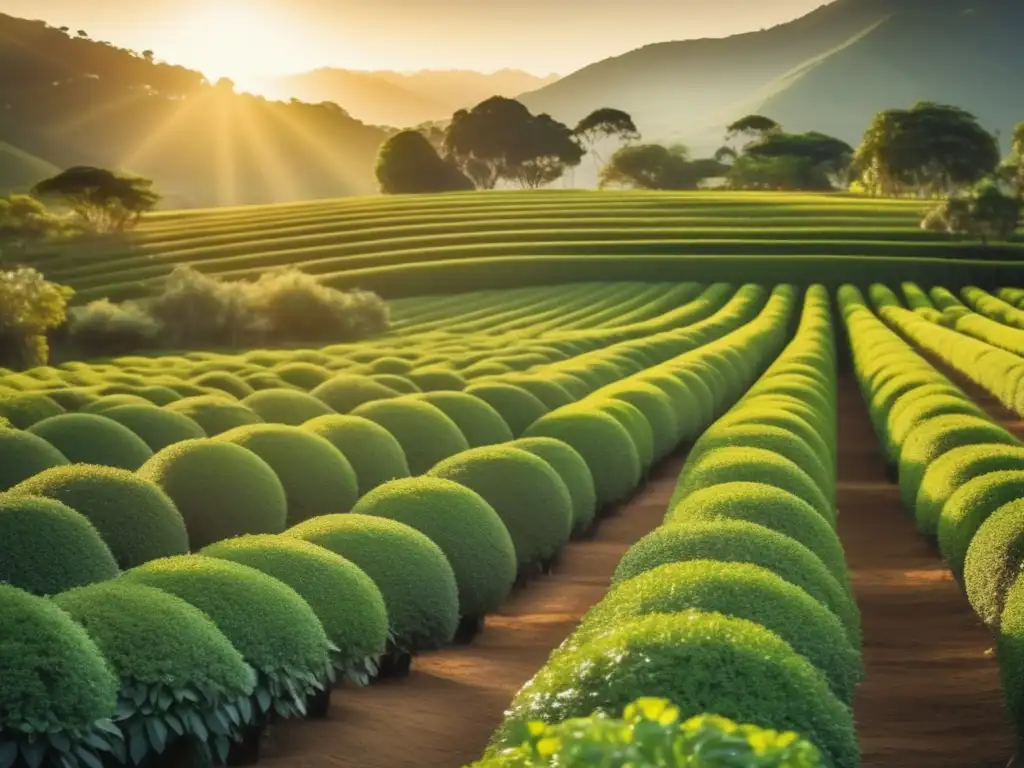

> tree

[
  {"left": 921, "top": 181, "right": 1021, "bottom": 244},
  {"left": 742, "top": 131, "right": 854, "bottom": 189},
  {"left": 714, "top": 146, "right": 738, "bottom": 164},
  {"left": 0, "top": 267, "right": 73, "bottom": 368},
  {"left": 999, "top": 121, "right": 1024, "bottom": 196},
  {"left": 574, "top": 108, "right": 640, "bottom": 166},
  {"left": 0, "top": 195, "right": 61, "bottom": 263},
  {"left": 725, "top": 115, "right": 781, "bottom": 147},
  {"left": 375, "top": 130, "right": 475, "bottom": 194},
  {"left": 32, "top": 167, "right": 160, "bottom": 232},
  {"left": 852, "top": 102, "right": 1000, "bottom": 197},
  {"left": 599, "top": 144, "right": 727, "bottom": 190},
  {"left": 726, "top": 155, "right": 833, "bottom": 191},
  {"left": 444, "top": 97, "right": 583, "bottom": 189}
]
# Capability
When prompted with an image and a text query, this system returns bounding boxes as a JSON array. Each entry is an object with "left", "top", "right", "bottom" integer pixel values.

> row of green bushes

[
  {"left": 479, "top": 287, "right": 857, "bottom": 766},
  {"left": 841, "top": 284, "right": 1024, "bottom": 762},
  {"left": 964, "top": 286, "right": 1024, "bottom": 331}
]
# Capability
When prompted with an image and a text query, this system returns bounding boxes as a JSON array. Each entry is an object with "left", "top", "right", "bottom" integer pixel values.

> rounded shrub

[
  {"left": 273, "top": 362, "right": 333, "bottom": 390},
  {"left": 613, "top": 520, "right": 859, "bottom": 646},
  {"left": 122, "top": 555, "right": 333, "bottom": 715},
  {"left": 995, "top": 578, "right": 1024, "bottom": 741},
  {"left": 915, "top": 445, "right": 1024, "bottom": 537},
  {"left": 52, "top": 581, "right": 255, "bottom": 749},
  {"left": 138, "top": 439, "right": 287, "bottom": 549},
  {"left": 0, "top": 494, "right": 119, "bottom": 595},
  {"left": 135, "top": 385, "right": 183, "bottom": 406},
  {"left": 666, "top": 482, "right": 849, "bottom": 589},
  {"left": 0, "top": 427, "right": 69, "bottom": 491},
  {"left": 407, "top": 367, "right": 467, "bottom": 392},
  {"left": 311, "top": 374, "right": 400, "bottom": 412},
  {"left": 898, "top": 414, "right": 1019, "bottom": 508},
  {"left": 671, "top": 447, "right": 833, "bottom": 526},
  {"left": 497, "top": 375, "right": 574, "bottom": 411},
  {"left": 287, "top": 514, "right": 459, "bottom": 652},
  {"left": 586, "top": 397, "right": 655, "bottom": 472},
  {"left": 27, "top": 413, "right": 154, "bottom": 470},
  {"left": 568, "top": 561, "right": 861, "bottom": 704},
  {"left": 464, "top": 382, "right": 549, "bottom": 437},
  {"left": 11, "top": 465, "right": 188, "bottom": 569},
  {"left": 353, "top": 477, "right": 517, "bottom": 617},
  {"left": 81, "top": 394, "right": 154, "bottom": 414},
  {"left": 42, "top": 388, "right": 101, "bottom": 412},
  {"left": 428, "top": 445, "right": 573, "bottom": 569},
  {"left": 0, "top": 584, "right": 119, "bottom": 766},
  {"left": 164, "top": 395, "right": 264, "bottom": 437},
  {"left": 0, "top": 392, "right": 65, "bottom": 428},
  {"left": 494, "top": 611, "right": 857, "bottom": 768},
  {"left": 886, "top": 393, "right": 986, "bottom": 462},
  {"left": 524, "top": 409, "right": 641, "bottom": 507},
  {"left": 351, "top": 397, "right": 470, "bottom": 475},
  {"left": 714, "top": 409, "right": 832, "bottom": 475},
  {"left": 939, "top": 470, "right": 1024, "bottom": 578},
  {"left": 411, "top": 391, "right": 513, "bottom": 448},
  {"left": 239, "top": 388, "right": 334, "bottom": 426},
  {"left": 369, "top": 374, "right": 421, "bottom": 394},
  {"left": 512, "top": 437, "right": 598, "bottom": 535},
  {"left": 190, "top": 372, "right": 255, "bottom": 399},
  {"left": 965, "top": 499, "right": 1024, "bottom": 628},
  {"left": 302, "top": 414, "right": 410, "bottom": 496},
  {"left": 102, "top": 404, "right": 207, "bottom": 451},
  {"left": 201, "top": 535, "right": 389, "bottom": 676},
  {"left": 369, "top": 356, "right": 414, "bottom": 375},
  {"left": 603, "top": 383, "right": 680, "bottom": 462}
]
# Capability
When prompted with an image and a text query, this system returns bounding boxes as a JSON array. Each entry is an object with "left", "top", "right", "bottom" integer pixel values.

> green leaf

[
  {"left": 144, "top": 719, "right": 168, "bottom": 754},
  {"left": 20, "top": 740, "right": 45, "bottom": 768},
  {"left": 75, "top": 747, "right": 104, "bottom": 768},
  {"left": 0, "top": 742, "right": 17, "bottom": 768},
  {"left": 129, "top": 729, "right": 150, "bottom": 766},
  {"left": 255, "top": 689, "right": 271, "bottom": 714}
]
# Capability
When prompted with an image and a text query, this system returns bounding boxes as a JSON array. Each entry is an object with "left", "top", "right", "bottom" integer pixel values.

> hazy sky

[{"left": 1, "top": 0, "right": 828, "bottom": 82}]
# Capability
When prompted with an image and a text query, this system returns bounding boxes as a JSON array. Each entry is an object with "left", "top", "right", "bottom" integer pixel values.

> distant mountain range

[
  {"left": 250, "top": 69, "right": 560, "bottom": 127},
  {"left": 519, "top": 0, "right": 1024, "bottom": 155}
]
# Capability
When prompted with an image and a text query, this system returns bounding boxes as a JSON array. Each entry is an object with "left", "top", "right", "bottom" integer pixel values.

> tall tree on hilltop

[
  {"left": 375, "top": 130, "right": 475, "bottom": 194},
  {"left": 32, "top": 166, "right": 160, "bottom": 232},
  {"left": 852, "top": 102, "right": 1000, "bottom": 197}
]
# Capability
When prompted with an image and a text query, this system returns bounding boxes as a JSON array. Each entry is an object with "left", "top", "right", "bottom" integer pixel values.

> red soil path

[{"left": 258, "top": 374, "right": 1015, "bottom": 768}]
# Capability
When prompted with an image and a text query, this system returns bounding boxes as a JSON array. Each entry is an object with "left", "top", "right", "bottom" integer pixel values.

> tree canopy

[
  {"left": 599, "top": 144, "right": 727, "bottom": 190},
  {"left": 725, "top": 115, "right": 781, "bottom": 146},
  {"left": 574, "top": 108, "right": 640, "bottom": 166},
  {"left": 375, "top": 130, "right": 474, "bottom": 194},
  {"left": 32, "top": 167, "right": 160, "bottom": 232},
  {"left": 852, "top": 102, "right": 1001, "bottom": 197},
  {"left": 0, "top": 195, "right": 62, "bottom": 262},
  {"left": 0, "top": 267, "right": 73, "bottom": 368},
  {"left": 922, "top": 180, "right": 1021, "bottom": 243}
]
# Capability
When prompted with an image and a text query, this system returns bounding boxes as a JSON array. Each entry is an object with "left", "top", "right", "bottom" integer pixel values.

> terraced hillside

[{"left": 29, "top": 190, "right": 1024, "bottom": 304}]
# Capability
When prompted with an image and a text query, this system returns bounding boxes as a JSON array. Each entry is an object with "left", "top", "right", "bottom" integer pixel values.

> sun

[{"left": 182, "top": 2, "right": 292, "bottom": 86}]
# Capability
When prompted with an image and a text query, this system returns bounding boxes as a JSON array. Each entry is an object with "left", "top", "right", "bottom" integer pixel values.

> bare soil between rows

[{"left": 259, "top": 374, "right": 1014, "bottom": 768}]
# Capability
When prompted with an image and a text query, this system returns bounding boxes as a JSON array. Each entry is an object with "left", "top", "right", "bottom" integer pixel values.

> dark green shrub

[
  {"left": 613, "top": 521, "right": 859, "bottom": 646},
  {"left": 671, "top": 448, "right": 833, "bottom": 526},
  {"left": 53, "top": 581, "right": 255, "bottom": 765},
  {"left": 81, "top": 394, "right": 153, "bottom": 414},
  {"left": 11, "top": 464, "right": 188, "bottom": 569},
  {"left": 408, "top": 367, "right": 467, "bottom": 392},
  {"left": 138, "top": 439, "right": 287, "bottom": 549},
  {"left": 412, "top": 391, "right": 514, "bottom": 448},
  {"left": 568, "top": 562, "right": 861, "bottom": 704},
  {"left": 429, "top": 445, "right": 573, "bottom": 569},
  {"left": 512, "top": 437, "right": 598, "bottom": 535},
  {"left": 135, "top": 385, "right": 183, "bottom": 406},
  {"left": 464, "top": 382, "right": 549, "bottom": 437},
  {"left": 965, "top": 499, "right": 1024, "bottom": 628},
  {"left": 0, "top": 584, "right": 120, "bottom": 768},
  {"left": 603, "top": 382, "right": 680, "bottom": 462},
  {"left": 273, "top": 362, "right": 333, "bottom": 390},
  {"left": 164, "top": 395, "right": 264, "bottom": 436},
  {"left": 492, "top": 612, "right": 857, "bottom": 768},
  {"left": 27, "top": 413, "right": 154, "bottom": 469},
  {"left": 201, "top": 535, "right": 388, "bottom": 683},
  {"left": 311, "top": 374, "right": 399, "bottom": 412},
  {"left": 0, "top": 426, "right": 69, "bottom": 490},
  {"left": 472, "top": 698, "right": 825, "bottom": 767},
  {"left": 0, "top": 392, "right": 65, "bottom": 428},
  {"left": 939, "top": 470, "right": 1024, "bottom": 578},
  {"left": 351, "top": 397, "right": 470, "bottom": 475},
  {"left": 587, "top": 397, "right": 655, "bottom": 471},
  {"left": 241, "top": 388, "right": 335, "bottom": 425},
  {"left": 122, "top": 555, "right": 333, "bottom": 721},
  {"left": 102, "top": 404, "right": 207, "bottom": 451},
  {"left": 287, "top": 514, "right": 459, "bottom": 653},
  {"left": 302, "top": 414, "right": 411, "bottom": 496},
  {"left": 524, "top": 409, "right": 641, "bottom": 507},
  {"left": 190, "top": 372, "right": 255, "bottom": 399},
  {"left": 43, "top": 387, "right": 102, "bottom": 411},
  {"left": 0, "top": 494, "right": 119, "bottom": 595},
  {"left": 898, "top": 415, "right": 1019, "bottom": 508},
  {"left": 666, "top": 482, "right": 849, "bottom": 589},
  {"left": 353, "top": 477, "right": 517, "bottom": 617}
]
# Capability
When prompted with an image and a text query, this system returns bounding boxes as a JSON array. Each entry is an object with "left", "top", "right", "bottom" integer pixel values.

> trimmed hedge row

[{"left": 480, "top": 286, "right": 859, "bottom": 767}]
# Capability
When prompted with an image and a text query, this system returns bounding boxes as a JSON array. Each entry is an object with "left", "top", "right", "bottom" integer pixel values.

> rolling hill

[{"left": 519, "top": 0, "right": 1024, "bottom": 155}]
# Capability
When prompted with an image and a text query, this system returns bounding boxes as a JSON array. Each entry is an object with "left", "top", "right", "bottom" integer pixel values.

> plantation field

[
  {"left": 6, "top": 275, "right": 1024, "bottom": 766},
  {"left": 27, "top": 190, "right": 1024, "bottom": 304}
]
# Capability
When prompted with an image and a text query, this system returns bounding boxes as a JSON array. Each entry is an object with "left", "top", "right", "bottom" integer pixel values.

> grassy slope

[
  {"left": 31, "top": 190, "right": 1024, "bottom": 303},
  {"left": 0, "top": 141, "right": 60, "bottom": 194}
]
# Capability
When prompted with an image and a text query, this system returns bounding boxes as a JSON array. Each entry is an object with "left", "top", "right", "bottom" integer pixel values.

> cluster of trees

[{"left": 375, "top": 98, "right": 639, "bottom": 193}]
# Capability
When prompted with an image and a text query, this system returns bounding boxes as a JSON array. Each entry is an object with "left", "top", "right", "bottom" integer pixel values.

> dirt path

[
  {"left": 258, "top": 454, "right": 684, "bottom": 768},
  {"left": 836, "top": 375, "right": 1013, "bottom": 767}
]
